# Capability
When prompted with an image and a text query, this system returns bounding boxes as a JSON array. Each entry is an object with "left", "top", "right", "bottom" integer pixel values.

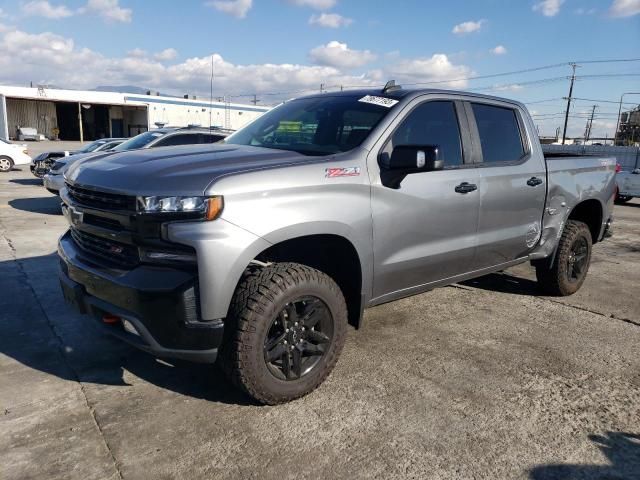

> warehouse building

[{"left": 0, "top": 85, "right": 269, "bottom": 141}]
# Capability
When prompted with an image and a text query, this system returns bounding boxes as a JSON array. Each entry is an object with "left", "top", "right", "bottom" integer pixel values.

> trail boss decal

[
  {"left": 358, "top": 95, "right": 399, "bottom": 108},
  {"left": 325, "top": 167, "right": 361, "bottom": 178}
]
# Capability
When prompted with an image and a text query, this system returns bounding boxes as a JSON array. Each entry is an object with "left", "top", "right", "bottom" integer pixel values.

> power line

[{"left": 224, "top": 58, "right": 640, "bottom": 100}]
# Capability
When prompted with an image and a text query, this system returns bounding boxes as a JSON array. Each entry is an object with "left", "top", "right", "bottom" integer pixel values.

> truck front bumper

[{"left": 58, "top": 231, "right": 223, "bottom": 363}]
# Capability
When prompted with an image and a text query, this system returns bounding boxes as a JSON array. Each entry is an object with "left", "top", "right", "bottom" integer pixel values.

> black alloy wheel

[
  {"left": 263, "top": 296, "right": 333, "bottom": 381},
  {"left": 566, "top": 236, "right": 589, "bottom": 284}
]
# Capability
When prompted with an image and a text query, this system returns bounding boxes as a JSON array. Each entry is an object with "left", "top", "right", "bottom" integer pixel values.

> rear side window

[
  {"left": 200, "top": 133, "right": 225, "bottom": 143},
  {"left": 153, "top": 133, "right": 199, "bottom": 147},
  {"left": 471, "top": 103, "right": 525, "bottom": 163},
  {"left": 391, "top": 101, "right": 463, "bottom": 167}
]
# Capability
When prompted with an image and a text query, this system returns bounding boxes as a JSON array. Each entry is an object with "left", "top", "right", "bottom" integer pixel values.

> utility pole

[
  {"left": 320, "top": 83, "right": 325, "bottom": 94},
  {"left": 77, "top": 102, "right": 84, "bottom": 143},
  {"left": 209, "top": 56, "right": 214, "bottom": 129},
  {"left": 584, "top": 105, "right": 597, "bottom": 142},
  {"left": 250, "top": 94, "right": 260, "bottom": 105},
  {"left": 562, "top": 63, "right": 580, "bottom": 145}
]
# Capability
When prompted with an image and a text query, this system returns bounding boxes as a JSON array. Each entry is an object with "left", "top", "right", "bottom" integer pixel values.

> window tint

[
  {"left": 471, "top": 103, "right": 525, "bottom": 163},
  {"left": 200, "top": 133, "right": 225, "bottom": 144},
  {"left": 225, "top": 96, "right": 390, "bottom": 156},
  {"left": 153, "top": 133, "right": 199, "bottom": 147},
  {"left": 392, "top": 101, "right": 463, "bottom": 167}
]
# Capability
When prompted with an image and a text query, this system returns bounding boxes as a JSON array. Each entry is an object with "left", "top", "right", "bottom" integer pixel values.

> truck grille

[
  {"left": 66, "top": 182, "right": 136, "bottom": 211},
  {"left": 70, "top": 228, "right": 139, "bottom": 268}
]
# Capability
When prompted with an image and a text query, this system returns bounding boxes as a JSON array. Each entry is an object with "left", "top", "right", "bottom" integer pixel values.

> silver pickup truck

[{"left": 58, "top": 86, "right": 616, "bottom": 404}]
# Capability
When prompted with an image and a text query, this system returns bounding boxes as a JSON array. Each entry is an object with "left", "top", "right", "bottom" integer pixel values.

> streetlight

[{"left": 614, "top": 92, "right": 640, "bottom": 146}]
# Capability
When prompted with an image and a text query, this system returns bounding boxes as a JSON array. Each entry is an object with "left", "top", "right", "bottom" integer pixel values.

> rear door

[
  {"left": 468, "top": 101, "right": 547, "bottom": 269},
  {"left": 370, "top": 98, "right": 481, "bottom": 301}
]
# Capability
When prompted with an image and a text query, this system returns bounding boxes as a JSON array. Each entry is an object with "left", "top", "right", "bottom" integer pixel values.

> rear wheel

[
  {"left": 220, "top": 262, "right": 347, "bottom": 405},
  {"left": 535, "top": 220, "right": 592, "bottom": 296},
  {"left": 0, "top": 156, "right": 13, "bottom": 172}
]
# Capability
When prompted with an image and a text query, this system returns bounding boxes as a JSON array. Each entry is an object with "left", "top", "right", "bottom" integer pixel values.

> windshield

[
  {"left": 113, "top": 131, "right": 164, "bottom": 151},
  {"left": 77, "top": 139, "right": 106, "bottom": 153},
  {"left": 224, "top": 95, "right": 393, "bottom": 156}
]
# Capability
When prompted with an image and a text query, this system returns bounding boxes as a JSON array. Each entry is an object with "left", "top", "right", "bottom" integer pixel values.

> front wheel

[
  {"left": 0, "top": 156, "right": 14, "bottom": 172},
  {"left": 220, "top": 262, "right": 347, "bottom": 405},
  {"left": 535, "top": 220, "right": 592, "bottom": 296}
]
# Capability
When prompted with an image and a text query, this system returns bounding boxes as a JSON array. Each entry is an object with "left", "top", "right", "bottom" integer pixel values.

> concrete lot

[{"left": 0, "top": 165, "right": 638, "bottom": 480}]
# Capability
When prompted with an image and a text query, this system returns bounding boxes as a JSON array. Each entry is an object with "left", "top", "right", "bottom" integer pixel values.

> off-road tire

[
  {"left": 0, "top": 156, "right": 14, "bottom": 172},
  {"left": 535, "top": 220, "right": 592, "bottom": 296},
  {"left": 220, "top": 262, "right": 348, "bottom": 405}
]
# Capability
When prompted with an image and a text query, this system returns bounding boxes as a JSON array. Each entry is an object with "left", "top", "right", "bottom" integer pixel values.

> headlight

[{"left": 136, "top": 195, "right": 223, "bottom": 220}]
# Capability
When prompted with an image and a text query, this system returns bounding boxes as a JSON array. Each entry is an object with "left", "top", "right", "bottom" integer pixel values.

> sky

[{"left": 0, "top": 0, "right": 639, "bottom": 138}]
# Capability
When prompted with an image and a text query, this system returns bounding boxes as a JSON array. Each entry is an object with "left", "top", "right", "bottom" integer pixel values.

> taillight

[{"left": 615, "top": 164, "right": 622, "bottom": 173}]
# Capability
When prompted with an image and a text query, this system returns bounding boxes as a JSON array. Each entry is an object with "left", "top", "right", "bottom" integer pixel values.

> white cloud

[
  {"left": 610, "top": 0, "right": 640, "bottom": 17},
  {"left": 490, "top": 83, "right": 524, "bottom": 92},
  {"left": 22, "top": 1, "right": 74, "bottom": 19},
  {"left": 491, "top": 45, "right": 507, "bottom": 55},
  {"left": 452, "top": 19, "right": 485, "bottom": 35},
  {"left": 309, "top": 12, "right": 352, "bottom": 28},
  {"left": 82, "top": 0, "right": 132, "bottom": 23},
  {"left": 390, "top": 54, "right": 473, "bottom": 88},
  {"left": 574, "top": 7, "right": 597, "bottom": 14},
  {"left": 288, "top": 0, "right": 337, "bottom": 9},
  {"left": 532, "top": 0, "right": 565, "bottom": 17},
  {"left": 0, "top": 27, "right": 473, "bottom": 101},
  {"left": 127, "top": 48, "right": 147, "bottom": 58},
  {"left": 154, "top": 48, "right": 178, "bottom": 61},
  {"left": 309, "top": 41, "right": 376, "bottom": 69},
  {"left": 205, "top": 0, "right": 253, "bottom": 18}
]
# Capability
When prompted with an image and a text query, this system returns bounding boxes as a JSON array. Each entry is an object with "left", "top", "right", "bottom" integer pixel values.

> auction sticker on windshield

[{"left": 358, "top": 95, "right": 399, "bottom": 108}]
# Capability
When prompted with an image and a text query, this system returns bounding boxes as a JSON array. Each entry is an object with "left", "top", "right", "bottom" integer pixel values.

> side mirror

[{"left": 379, "top": 145, "right": 443, "bottom": 189}]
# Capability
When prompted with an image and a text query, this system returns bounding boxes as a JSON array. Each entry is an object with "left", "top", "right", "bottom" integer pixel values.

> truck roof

[{"left": 301, "top": 87, "right": 525, "bottom": 109}]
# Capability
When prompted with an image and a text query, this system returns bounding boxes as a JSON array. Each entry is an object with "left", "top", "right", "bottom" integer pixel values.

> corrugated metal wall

[
  {"left": 6, "top": 98, "right": 57, "bottom": 139},
  {"left": 542, "top": 144, "right": 640, "bottom": 171}
]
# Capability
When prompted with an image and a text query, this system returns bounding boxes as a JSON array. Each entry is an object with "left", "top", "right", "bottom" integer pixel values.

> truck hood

[
  {"left": 56, "top": 151, "right": 111, "bottom": 173},
  {"left": 65, "top": 144, "right": 327, "bottom": 196}
]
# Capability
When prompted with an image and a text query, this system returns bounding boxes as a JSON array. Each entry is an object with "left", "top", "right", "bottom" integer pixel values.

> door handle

[
  {"left": 527, "top": 176, "right": 543, "bottom": 187},
  {"left": 455, "top": 182, "right": 478, "bottom": 194}
]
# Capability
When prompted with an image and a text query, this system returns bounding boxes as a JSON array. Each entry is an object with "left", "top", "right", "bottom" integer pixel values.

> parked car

[
  {"left": 43, "top": 128, "right": 229, "bottom": 195},
  {"left": 30, "top": 138, "right": 127, "bottom": 178},
  {"left": 58, "top": 86, "right": 616, "bottom": 404},
  {"left": 0, "top": 138, "right": 31, "bottom": 172},
  {"left": 615, "top": 167, "right": 640, "bottom": 203}
]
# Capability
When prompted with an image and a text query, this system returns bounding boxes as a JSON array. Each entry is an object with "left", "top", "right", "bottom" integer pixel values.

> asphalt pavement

[{"left": 1, "top": 165, "right": 638, "bottom": 480}]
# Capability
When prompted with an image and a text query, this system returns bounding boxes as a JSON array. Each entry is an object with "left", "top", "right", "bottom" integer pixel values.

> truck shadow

[
  {"left": 461, "top": 272, "right": 540, "bottom": 296},
  {"left": 10, "top": 178, "right": 42, "bottom": 186},
  {"left": 529, "top": 431, "right": 640, "bottom": 479},
  {"left": 1, "top": 252, "right": 258, "bottom": 407},
  {"left": 9, "top": 197, "right": 63, "bottom": 215}
]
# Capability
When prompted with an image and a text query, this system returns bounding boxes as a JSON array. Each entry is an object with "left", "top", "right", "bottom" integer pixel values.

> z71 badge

[{"left": 325, "top": 167, "right": 361, "bottom": 178}]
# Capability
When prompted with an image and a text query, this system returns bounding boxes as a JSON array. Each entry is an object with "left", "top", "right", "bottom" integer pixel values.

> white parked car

[
  {"left": 615, "top": 167, "right": 640, "bottom": 204},
  {"left": 0, "top": 138, "right": 31, "bottom": 172}
]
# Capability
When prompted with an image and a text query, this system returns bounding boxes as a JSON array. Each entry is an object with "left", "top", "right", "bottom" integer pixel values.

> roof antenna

[{"left": 382, "top": 80, "right": 401, "bottom": 94}]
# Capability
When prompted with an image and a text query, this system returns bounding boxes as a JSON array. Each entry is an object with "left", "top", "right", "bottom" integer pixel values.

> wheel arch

[
  {"left": 567, "top": 198, "right": 604, "bottom": 244},
  {"left": 253, "top": 233, "right": 366, "bottom": 329}
]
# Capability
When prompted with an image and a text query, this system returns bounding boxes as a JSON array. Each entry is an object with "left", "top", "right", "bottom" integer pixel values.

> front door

[
  {"left": 370, "top": 99, "right": 481, "bottom": 302},
  {"left": 468, "top": 101, "right": 547, "bottom": 268}
]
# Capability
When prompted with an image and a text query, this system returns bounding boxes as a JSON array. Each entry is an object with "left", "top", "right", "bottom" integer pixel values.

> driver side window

[{"left": 392, "top": 101, "right": 464, "bottom": 167}]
